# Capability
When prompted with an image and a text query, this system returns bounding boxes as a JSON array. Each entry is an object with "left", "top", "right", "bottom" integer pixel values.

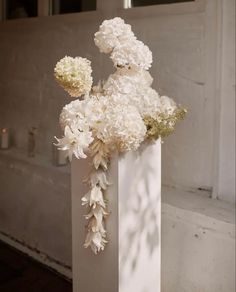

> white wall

[
  {"left": 0, "top": 12, "right": 105, "bottom": 156},
  {"left": 0, "top": 150, "right": 71, "bottom": 270},
  {"left": 0, "top": 11, "right": 102, "bottom": 273},
  {"left": 217, "top": 0, "right": 235, "bottom": 203},
  {"left": 121, "top": 10, "right": 209, "bottom": 191},
  {"left": 162, "top": 186, "right": 235, "bottom": 292}
]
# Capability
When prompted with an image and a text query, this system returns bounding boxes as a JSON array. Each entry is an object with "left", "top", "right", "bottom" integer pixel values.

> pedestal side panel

[
  {"left": 71, "top": 140, "right": 161, "bottom": 292},
  {"left": 71, "top": 157, "right": 119, "bottom": 292},
  {"left": 119, "top": 141, "right": 161, "bottom": 292}
]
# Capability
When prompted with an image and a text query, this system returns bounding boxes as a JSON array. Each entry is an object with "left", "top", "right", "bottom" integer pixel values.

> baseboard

[{"left": 0, "top": 231, "right": 72, "bottom": 280}]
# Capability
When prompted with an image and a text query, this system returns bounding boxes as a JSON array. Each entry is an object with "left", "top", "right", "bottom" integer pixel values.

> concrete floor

[{"left": 0, "top": 240, "right": 72, "bottom": 292}]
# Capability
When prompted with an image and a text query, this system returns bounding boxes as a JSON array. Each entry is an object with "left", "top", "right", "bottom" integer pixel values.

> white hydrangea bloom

[
  {"left": 110, "top": 39, "right": 153, "bottom": 70},
  {"left": 136, "top": 87, "right": 162, "bottom": 118},
  {"left": 160, "top": 95, "right": 177, "bottom": 115},
  {"left": 96, "top": 103, "right": 147, "bottom": 151},
  {"left": 94, "top": 17, "right": 136, "bottom": 54},
  {"left": 103, "top": 69, "right": 161, "bottom": 118},
  {"left": 54, "top": 56, "right": 93, "bottom": 97},
  {"left": 59, "top": 97, "right": 105, "bottom": 130},
  {"left": 59, "top": 99, "right": 82, "bottom": 129},
  {"left": 103, "top": 68, "right": 153, "bottom": 96}
]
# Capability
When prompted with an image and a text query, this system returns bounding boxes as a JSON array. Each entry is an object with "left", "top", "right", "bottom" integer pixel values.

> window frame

[
  {"left": 49, "top": 0, "right": 97, "bottom": 17},
  {"left": 121, "top": 0, "right": 205, "bottom": 18},
  {"left": 0, "top": 0, "right": 6, "bottom": 20},
  {"left": 0, "top": 0, "right": 39, "bottom": 21},
  {"left": 0, "top": 0, "right": 205, "bottom": 22},
  {"left": 0, "top": 0, "right": 99, "bottom": 21}
]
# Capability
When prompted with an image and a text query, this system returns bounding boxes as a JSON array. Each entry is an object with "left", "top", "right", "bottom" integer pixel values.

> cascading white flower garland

[
  {"left": 82, "top": 140, "right": 110, "bottom": 254},
  {"left": 54, "top": 17, "right": 186, "bottom": 254}
]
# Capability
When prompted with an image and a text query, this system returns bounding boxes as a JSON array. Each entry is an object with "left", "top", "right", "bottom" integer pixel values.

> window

[
  {"left": 51, "top": 0, "right": 96, "bottom": 15},
  {"left": 124, "top": 0, "right": 194, "bottom": 8},
  {"left": 0, "top": 0, "right": 97, "bottom": 21},
  {"left": 5, "top": 0, "right": 37, "bottom": 19}
]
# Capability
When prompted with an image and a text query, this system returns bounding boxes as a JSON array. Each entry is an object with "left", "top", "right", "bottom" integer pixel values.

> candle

[
  {"left": 52, "top": 143, "right": 68, "bottom": 166},
  {"left": 0, "top": 128, "right": 10, "bottom": 149},
  {"left": 28, "top": 127, "right": 37, "bottom": 157}
]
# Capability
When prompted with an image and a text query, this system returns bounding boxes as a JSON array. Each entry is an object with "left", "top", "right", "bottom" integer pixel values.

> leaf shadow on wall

[{"left": 119, "top": 142, "right": 161, "bottom": 286}]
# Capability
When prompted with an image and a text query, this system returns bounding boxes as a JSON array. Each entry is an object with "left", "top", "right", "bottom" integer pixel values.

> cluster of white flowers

[
  {"left": 103, "top": 68, "right": 153, "bottom": 96},
  {"left": 103, "top": 69, "right": 161, "bottom": 118},
  {"left": 96, "top": 103, "right": 147, "bottom": 151},
  {"left": 111, "top": 39, "right": 153, "bottom": 70},
  {"left": 54, "top": 56, "right": 93, "bottom": 97},
  {"left": 54, "top": 17, "right": 185, "bottom": 254},
  {"left": 94, "top": 17, "right": 136, "bottom": 54},
  {"left": 59, "top": 97, "right": 104, "bottom": 130},
  {"left": 160, "top": 95, "right": 177, "bottom": 115},
  {"left": 95, "top": 17, "right": 152, "bottom": 70},
  {"left": 55, "top": 122, "right": 93, "bottom": 161}
]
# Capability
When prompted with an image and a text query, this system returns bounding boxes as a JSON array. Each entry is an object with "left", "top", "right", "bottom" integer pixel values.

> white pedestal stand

[{"left": 71, "top": 140, "right": 161, "bottom": 292}]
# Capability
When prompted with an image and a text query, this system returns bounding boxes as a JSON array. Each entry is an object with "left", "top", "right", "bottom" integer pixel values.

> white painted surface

[
  {"left": 217, "top": 0, "right": 235, "bottom": 203},
  {"left": 162, "top": 186, "right": 235, "bottom": 292},
  {"left": 119, "top": 142, "right": 161, "bottom": 292},
  {"left": 71, "top": 141, "right": 161, "bottom": 292}
]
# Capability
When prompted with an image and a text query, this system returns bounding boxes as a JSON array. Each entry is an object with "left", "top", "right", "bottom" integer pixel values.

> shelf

[
  {"left": 0, "top": 148, "right": 70, "bottom": 175},
  {"left": 162, "top": 186, "right": 235, "bottom": 226}
]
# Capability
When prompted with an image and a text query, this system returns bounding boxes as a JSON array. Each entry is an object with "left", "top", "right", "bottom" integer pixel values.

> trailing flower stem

[{"left": 81, "top": 139, "right": 111, "bottom": 254}]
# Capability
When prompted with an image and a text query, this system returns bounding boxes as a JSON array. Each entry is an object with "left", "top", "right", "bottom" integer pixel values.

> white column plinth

[{"left": 71, "top": 140, "right": 161, "bottom": 292}]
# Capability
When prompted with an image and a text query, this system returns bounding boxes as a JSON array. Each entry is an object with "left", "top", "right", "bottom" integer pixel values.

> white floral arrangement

[{"left": 54, "top": 17, "right": 186, "bottom": 254}]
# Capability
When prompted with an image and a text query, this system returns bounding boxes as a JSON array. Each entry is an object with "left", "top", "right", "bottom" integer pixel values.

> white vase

[{"left": 71, "top": 139, "right": 161, "bottom": 292}]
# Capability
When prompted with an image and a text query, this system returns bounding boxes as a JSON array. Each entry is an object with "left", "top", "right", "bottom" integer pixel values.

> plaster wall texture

[
  {"left": 0, "top": 1, "right": 234, "bottom": 199},
  {"left": 0, "top": 150, "right": 71, "bottom": 268},
  {"left": 0, "top": 7, "right": 209, "bottom": 191},
  {"left": 131, "top": 14, "right": 209, "bottom": 191},
  {"left": 162, "top": 187, "right": 235, "bottom": 292}
]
